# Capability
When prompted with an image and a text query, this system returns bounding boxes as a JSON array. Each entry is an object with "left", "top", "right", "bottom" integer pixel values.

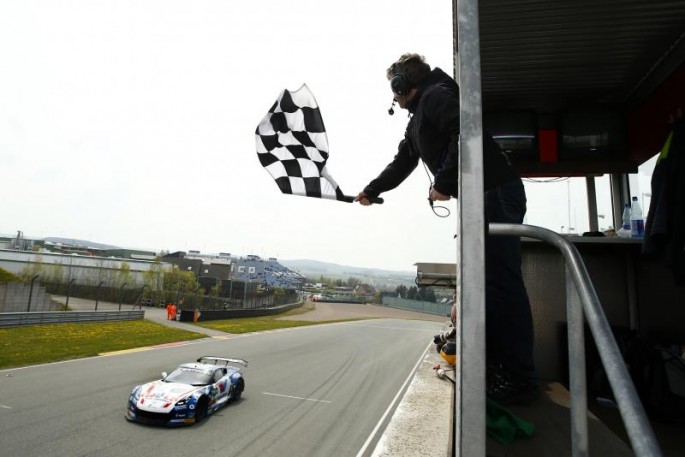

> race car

[{"left": 126, "top": 356, "right": 248, "bottom": 426}]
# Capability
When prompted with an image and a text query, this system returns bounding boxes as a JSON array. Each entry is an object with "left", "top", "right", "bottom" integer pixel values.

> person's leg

[
  {"left": 485, "top": 229, "right": 536, "bottom": 381},
  {"left": 485, "top": 180, "right": 537, "bottom": 401}
]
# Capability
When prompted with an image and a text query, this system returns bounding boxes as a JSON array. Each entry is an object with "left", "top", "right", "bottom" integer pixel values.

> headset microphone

[{"left": 388, "top": 99, "right": 396, "bottom": 115}]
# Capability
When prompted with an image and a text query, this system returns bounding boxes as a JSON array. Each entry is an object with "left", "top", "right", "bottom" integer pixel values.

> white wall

[{"left": 0, "top": 249, "right": 171, "bottom": 287}]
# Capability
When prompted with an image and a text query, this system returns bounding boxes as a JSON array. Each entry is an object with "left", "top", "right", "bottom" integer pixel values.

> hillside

[
  {"left": 279, "top": 259, "right": 416, "bottom": 289},
  {"left": 42, "top": 237, "right": 122, "bottom": 250},
  {"left": 10, "top": 233, "right": 417, "bottom": 290}
]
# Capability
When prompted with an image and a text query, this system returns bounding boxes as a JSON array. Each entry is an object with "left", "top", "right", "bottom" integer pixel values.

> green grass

[
  {"left": 197, "top": 304, "right": 362, "bottom": 334},
  {"left": 0, "top": 303, "right": 366, "bottom": 369},
  {"left": 198, "top": 317, "right": 341, "bottom": 333},
  {"left": 0, "top": 320, "right": 206, "bottom": 369},
  {"left": 0, "top": 267, "right": 20, "bottom": 283}
]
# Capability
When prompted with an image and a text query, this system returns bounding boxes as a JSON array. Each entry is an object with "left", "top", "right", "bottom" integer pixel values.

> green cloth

[{"left": 486, "top": 398, "right": 535, "bottom": 444}]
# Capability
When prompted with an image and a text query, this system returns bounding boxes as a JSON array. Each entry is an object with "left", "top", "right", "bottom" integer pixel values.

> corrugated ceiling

[{"left": 473, "top": 0, "right": 685, "bottom": 113}]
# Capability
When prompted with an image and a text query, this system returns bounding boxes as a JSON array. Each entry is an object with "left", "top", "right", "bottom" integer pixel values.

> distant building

[
  {"left": 0, "top": 248, "right": 166, "bottom": 287},
  {"left": 1, "top": 231, "right": 304, "bottom": 292},
  {"left": 354, "top": 284, "right": 376, "bottom": 299},
  {"left": 161, "top": 250, "right": 304, "bottom": 292},
  {"left": 0, "top": 231, "right": 157, "bottom": 260}
]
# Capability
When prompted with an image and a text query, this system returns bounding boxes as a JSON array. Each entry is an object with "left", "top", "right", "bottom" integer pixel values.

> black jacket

[
  {"left": 364, "top": 68, "right": 518, "bottom": 198},
  {"left": 643, "top": 119, "right": 685, "bottom": 285}
]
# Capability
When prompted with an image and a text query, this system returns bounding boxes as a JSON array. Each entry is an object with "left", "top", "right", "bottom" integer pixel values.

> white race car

[{"left": 126, "top": 356, "right": 247, "bottom": 426}]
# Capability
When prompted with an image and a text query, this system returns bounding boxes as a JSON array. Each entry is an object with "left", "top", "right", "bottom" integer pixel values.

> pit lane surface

[{"left": 0, "top": 318, "right": 441, "bottom": 457}]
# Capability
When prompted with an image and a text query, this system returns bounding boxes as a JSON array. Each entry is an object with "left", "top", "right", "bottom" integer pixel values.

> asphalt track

[{"left": 0, "top": 316, "right": 443, "bottom": 457}]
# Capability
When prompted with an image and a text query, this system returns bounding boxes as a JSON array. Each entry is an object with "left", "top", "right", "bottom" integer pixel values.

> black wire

[
  {"left": 440, "top": 367, "right": 456, "bottom": 384},
  {"left": 429, "top": 199, "right": 451, "bottom": 218},
  {"left": 422, "top": 161, "right": 451, "bottom": 218}
]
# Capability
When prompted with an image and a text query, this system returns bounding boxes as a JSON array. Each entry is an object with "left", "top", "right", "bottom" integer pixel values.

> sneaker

[{"left": 487, "top": 367, "right": 539, "bottom": 406}]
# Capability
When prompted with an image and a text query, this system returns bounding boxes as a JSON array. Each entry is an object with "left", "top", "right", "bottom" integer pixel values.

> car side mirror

[{"left": 161, "top": 372, "right": 167, "bottom": 379}]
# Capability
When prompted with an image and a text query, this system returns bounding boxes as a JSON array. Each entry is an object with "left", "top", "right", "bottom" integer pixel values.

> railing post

[
  {"left": 65, "top": 278, "right": 76, "bottom": 310},
  {"left": 95, "top": 281, "right": 104, "bottom": 311},
  {"left": 118, "top": 282, "right": 127, "bottom": 311},
  {"left": 137, "top": 284, "right": 149, "bottom": 310},
  {"left": 27, "top": 274, "right": 40, "bottom": 312},
  {"left": 489, "top": 222, "right": 664, "bottom": 457},
  {"left": 566, "top": 267, "right": 589, "bottom": 457}
]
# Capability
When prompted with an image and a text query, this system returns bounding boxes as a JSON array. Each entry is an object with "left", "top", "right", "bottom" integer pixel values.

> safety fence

[{"left": 30, "top": 280, "right": 298, "bottom": 312}]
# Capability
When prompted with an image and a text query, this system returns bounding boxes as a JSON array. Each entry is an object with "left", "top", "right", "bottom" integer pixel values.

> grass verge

[
  {"left": 0, "top": 320, "right": 206, "bottom": 369},
  {"left": 197, "top": 304, "right": 363, "bottom": 333},
  {"left": 0, "top": 304, "right": 367, "bottom": 369},
  {"left": 198, "top": 317, "right": 351, "bottom": 334}
]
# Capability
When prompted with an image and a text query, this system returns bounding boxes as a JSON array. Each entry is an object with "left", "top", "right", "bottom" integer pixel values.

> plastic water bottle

[
  {"left": 630, "top": 196, "right": 644, "bottom": 238},
  {"left": 618, "top": 203, "right": 631, "bottom": 238}
]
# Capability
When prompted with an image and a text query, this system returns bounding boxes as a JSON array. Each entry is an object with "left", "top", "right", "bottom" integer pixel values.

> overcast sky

[{"left": 0, "top": 1, "right": 653, "bottom": 272}]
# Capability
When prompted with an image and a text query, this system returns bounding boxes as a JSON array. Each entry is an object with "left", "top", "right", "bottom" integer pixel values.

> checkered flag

[{"left": 255, "top": 84, "right": 351, "bottom": 202}]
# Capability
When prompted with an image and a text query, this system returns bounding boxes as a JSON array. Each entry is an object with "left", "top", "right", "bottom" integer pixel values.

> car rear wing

[{"left": 197, "top": 356, "right": 248, "bottom": 367}]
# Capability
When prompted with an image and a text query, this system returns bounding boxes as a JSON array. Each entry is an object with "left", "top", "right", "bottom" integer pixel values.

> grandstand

[{"left": 230, "top": 255, "right": 305, "bottom": 289}]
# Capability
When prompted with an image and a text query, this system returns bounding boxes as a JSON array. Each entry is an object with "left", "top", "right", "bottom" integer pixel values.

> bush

[{"left": 0, "top": 267, "right": 20, "bottom": 284}]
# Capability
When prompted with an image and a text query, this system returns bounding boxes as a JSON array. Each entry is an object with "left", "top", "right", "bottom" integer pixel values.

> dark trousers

[{"left": 484, "top": 179, "right": 537, "bottom": 382}]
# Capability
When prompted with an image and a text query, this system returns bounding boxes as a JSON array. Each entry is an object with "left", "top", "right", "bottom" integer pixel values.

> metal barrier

[
  {"left": 420, "top": 223, "right": 663, "bottom": 455},
  {"left": 178, "top": 301, "right": 302, "bottom": 322},
  {"left": 490, "top": 224, "right": 663, "bottom": 457},
  {"left": 381, "top": 296, "right": 452, "bottom": 316},
  {"left": 0, "top": 310, "right": 144, "bottom": 328}
]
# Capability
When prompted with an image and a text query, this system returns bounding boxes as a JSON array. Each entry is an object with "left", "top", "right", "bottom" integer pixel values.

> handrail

[{"left": 489, "top": 223, "right": 663, "bottom": 457}]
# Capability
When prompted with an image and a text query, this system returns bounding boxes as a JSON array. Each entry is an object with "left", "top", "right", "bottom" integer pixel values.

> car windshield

[{"left": 163, "top": 366, "right": 213, "bottom": 386}]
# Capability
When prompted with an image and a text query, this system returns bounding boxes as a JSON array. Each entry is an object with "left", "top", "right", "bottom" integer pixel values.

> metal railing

[
  {"left": 489, "top": 223, "right": 663, "bottom": 457},
  {"left": 422, "top": 223, "right": 663, "bottom": 455}
]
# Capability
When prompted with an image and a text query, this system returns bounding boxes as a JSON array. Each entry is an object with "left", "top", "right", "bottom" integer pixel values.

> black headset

[
  {"left": 388, "top": 64, "right": 412, "bottom": 115},
  {"left": 390, "top": 70, "right": 412, "bottom": 96},
  {"left": 390, "top": 63, "right": 414, "bottom": 95}
]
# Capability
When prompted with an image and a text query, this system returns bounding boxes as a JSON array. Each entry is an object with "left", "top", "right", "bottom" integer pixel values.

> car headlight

[
  {"left": 175, "top": 398, "right": 188, "bottom": 406},
  {"left": 130, "top": 387, "right": 142, "bottom": 402}
]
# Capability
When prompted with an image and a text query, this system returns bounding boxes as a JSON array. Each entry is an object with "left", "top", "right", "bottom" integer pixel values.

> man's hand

[
  {"left": 355, "top": 191, "right": 373, "bottom": 206},
  {"left": 429, "top": 186, "right": 450, "bottom": 202}
]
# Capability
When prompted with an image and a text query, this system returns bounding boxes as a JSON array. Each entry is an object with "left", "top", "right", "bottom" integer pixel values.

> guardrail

[
  {"left": 0, "top": 310, "right": 145, "bottom": 328},
  {"left": 381, "top": 296, "right": 452, "bottom": 316},
  {"left": 490, "top": 224, "right": 662, "bottom": 457},
  {"left": 421, "top": 223, "right": 663, "bottom": 456},
  {"left": 178, "top": 301, "right": 302, "bottom": 322}
]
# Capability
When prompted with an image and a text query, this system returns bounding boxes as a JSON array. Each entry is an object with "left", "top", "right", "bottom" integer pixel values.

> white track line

[
  {"left": 355, "top": 341, "right": 433, "bottom": 457},
  {"left": 262, "top": 392, "right": 331, "bottom": 403}
]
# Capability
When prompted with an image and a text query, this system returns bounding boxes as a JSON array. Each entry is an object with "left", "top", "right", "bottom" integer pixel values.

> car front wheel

[
  {"left": 195, "top": 397, "right": 208, "bottom": 423},
  {"left": 232, "top": 379, "right": 244, "bottom": 402}
]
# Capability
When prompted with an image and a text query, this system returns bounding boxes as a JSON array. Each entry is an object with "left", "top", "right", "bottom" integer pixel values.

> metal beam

[{"left": 455, "top": 0, "right": 487, "bottom": 455}]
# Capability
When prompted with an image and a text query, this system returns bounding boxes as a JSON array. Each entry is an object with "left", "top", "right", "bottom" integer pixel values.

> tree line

[{"left": 391, "top": 284, "right": 437, "bottom": 302}]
